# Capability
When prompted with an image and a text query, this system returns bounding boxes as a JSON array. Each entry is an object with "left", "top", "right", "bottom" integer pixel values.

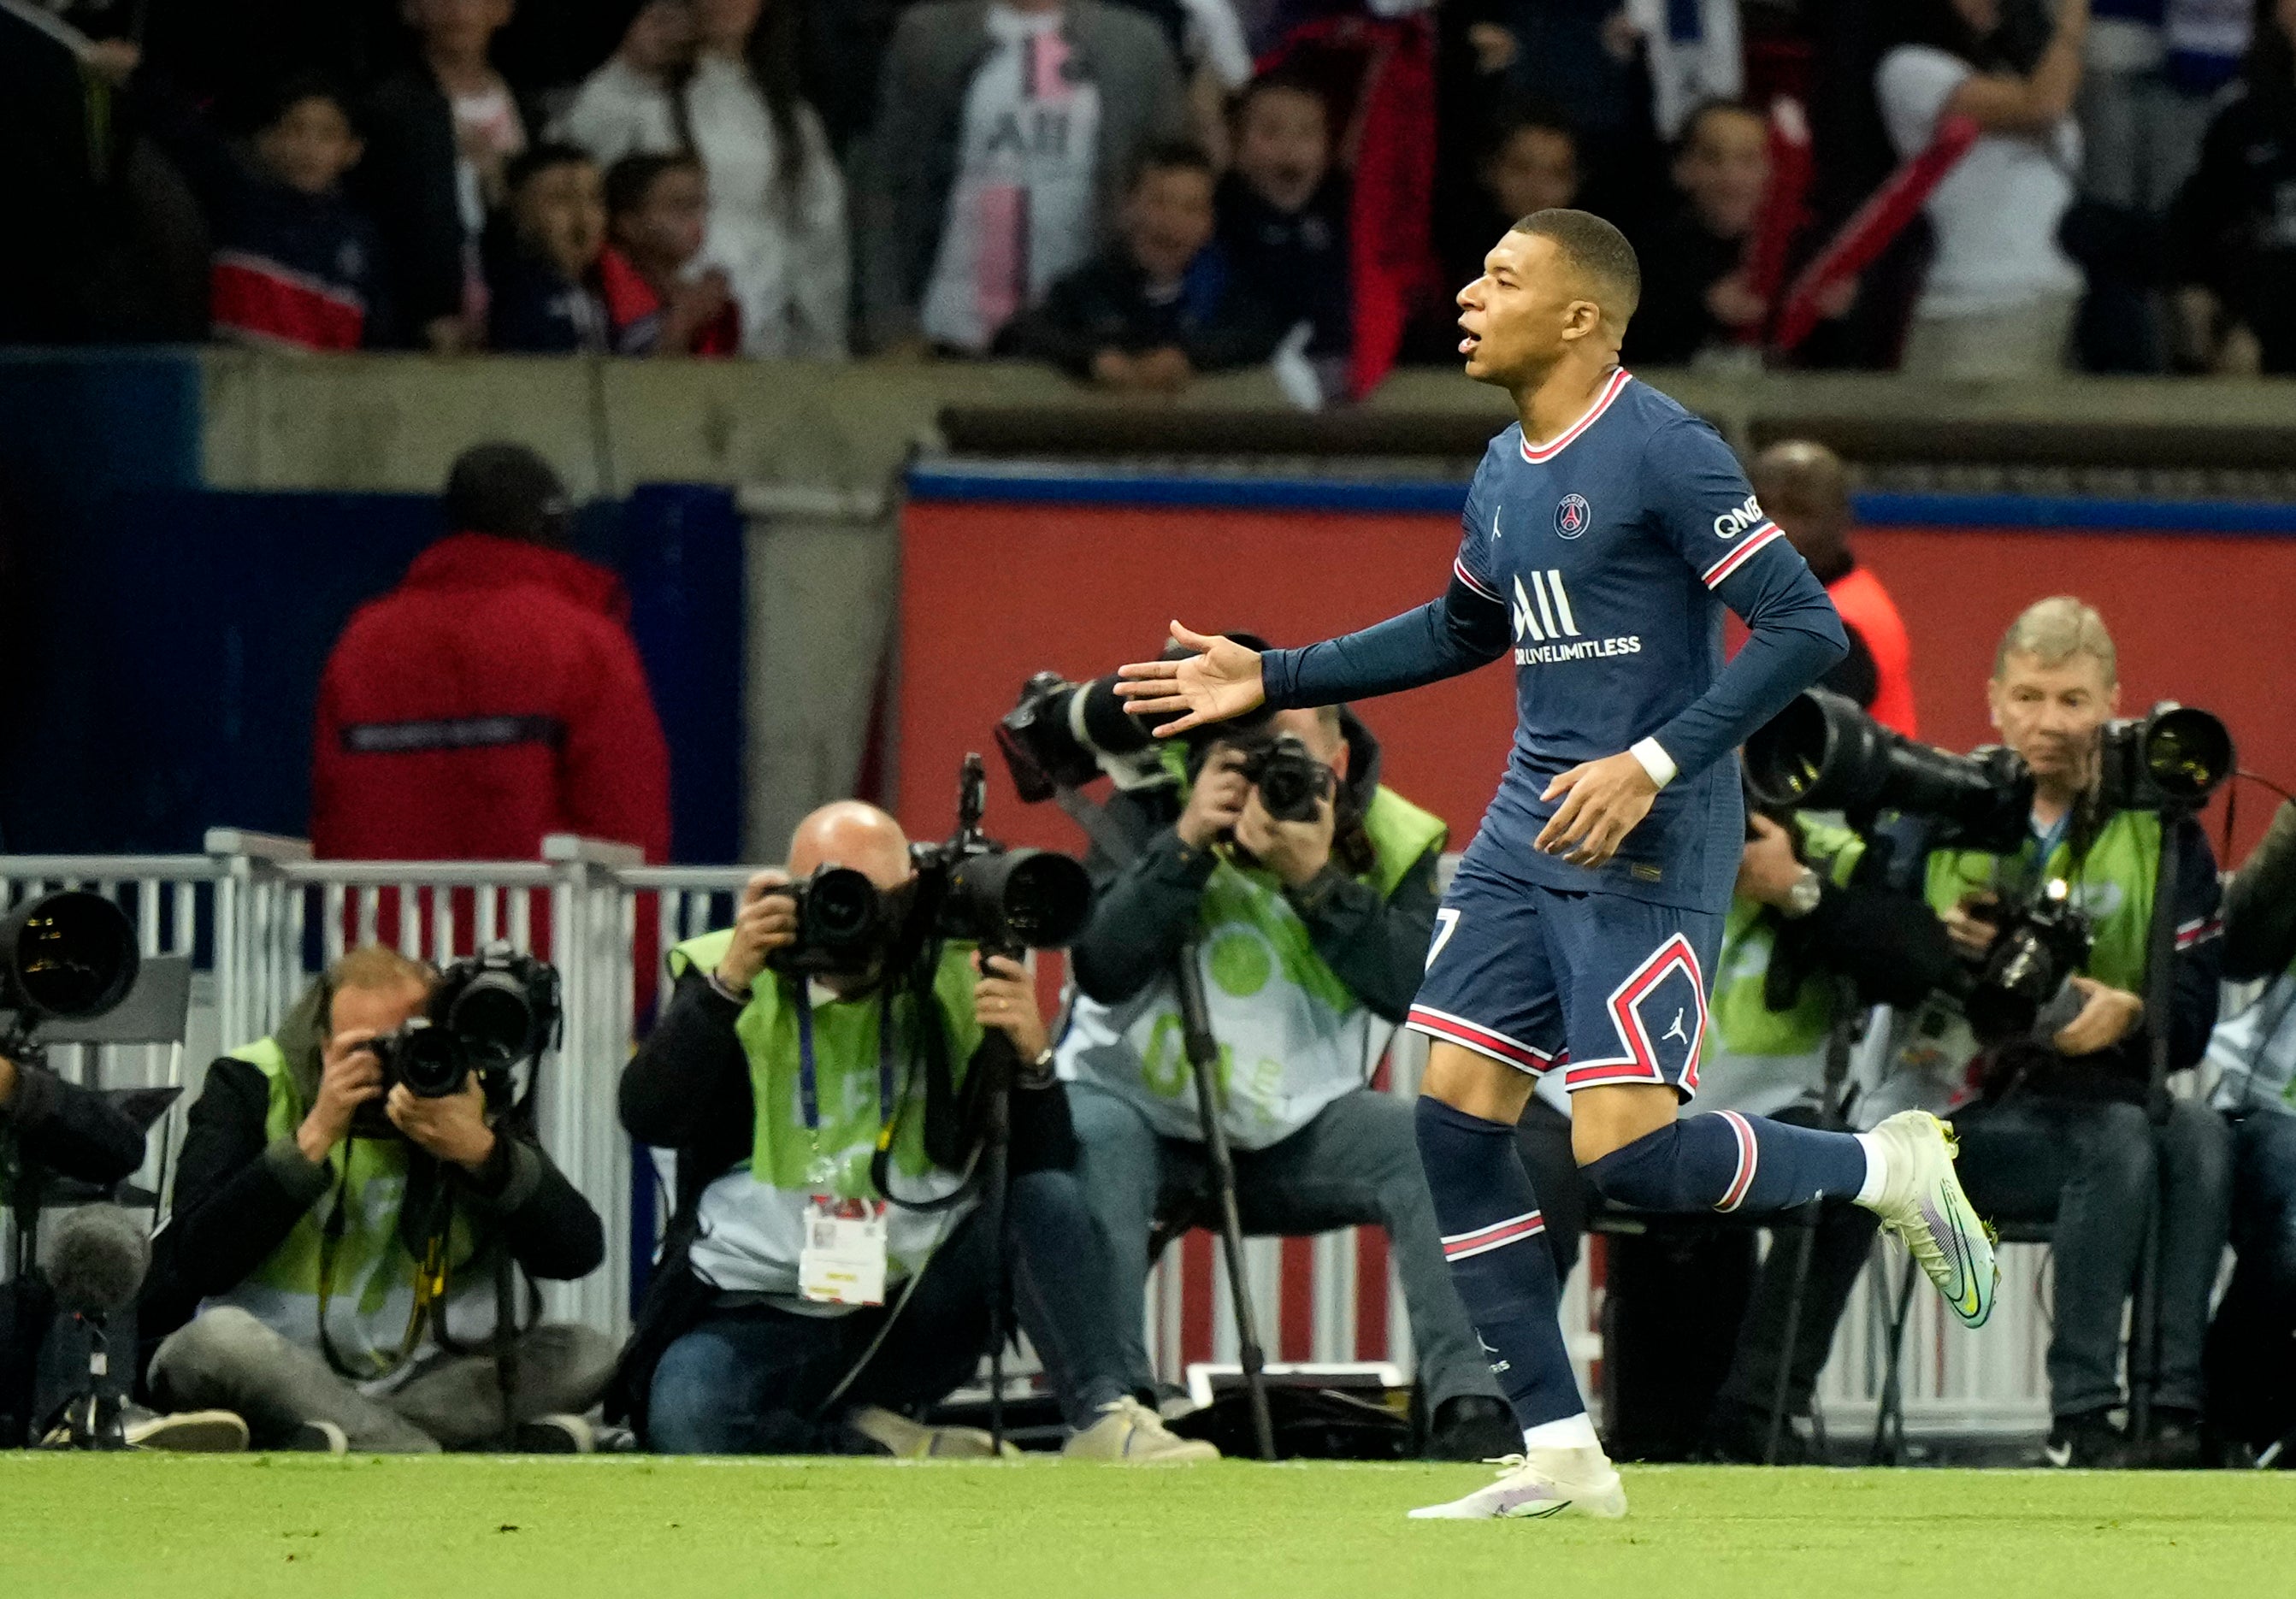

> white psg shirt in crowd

[
  {"left": 918, "top": 5, "right": 1103, "bottom": 353},
  {"left": 1876, "top": 44, "right": 2083, "bottom": 317}
]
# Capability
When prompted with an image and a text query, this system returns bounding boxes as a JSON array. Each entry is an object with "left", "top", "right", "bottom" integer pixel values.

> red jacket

[
  {"left": 1828, "top": 563, "right": 1918, "bottom": 738},
  {"left": 311, "top": 534, "right": 672, "bottom": 864}
]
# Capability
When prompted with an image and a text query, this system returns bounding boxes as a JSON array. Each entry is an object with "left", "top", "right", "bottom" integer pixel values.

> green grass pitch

[{"left": 3, "top": 1455, "right": 2288, "bottom": 1598}]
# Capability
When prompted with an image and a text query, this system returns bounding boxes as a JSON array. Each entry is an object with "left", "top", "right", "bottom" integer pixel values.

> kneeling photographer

[
  {"left": 141, "top": 946, "right": 612, "bottom": 1452},
  {"left": 1752, "top": 597, "right": 2230, "bottom": 1469},
  {"left": 1005, "top": 664, "right": 1517, "bottom": 1459},
  {"left": 614, "top": 798, "right": 1213, "bottom": 1461}
]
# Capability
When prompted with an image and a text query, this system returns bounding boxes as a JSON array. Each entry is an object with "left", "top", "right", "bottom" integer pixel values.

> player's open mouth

[{"left": 1459, "top": 327, "right": 1481, "bottom": 357}]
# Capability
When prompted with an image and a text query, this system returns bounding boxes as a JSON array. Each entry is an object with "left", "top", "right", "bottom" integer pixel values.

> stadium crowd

[{"left": 3, "top": 0, "right": 2294, "bottom": 382}]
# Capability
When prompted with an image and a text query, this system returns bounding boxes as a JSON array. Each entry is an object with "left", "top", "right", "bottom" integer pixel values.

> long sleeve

[
  {"left": 458, "top": 1136, "right": 604, "bottom": 1282},
  {"left": 1067, "top": 789, "right": 1219, "bottom": 1004},
  {"left": 619, "top": 972, "right": 755, "bottom": 1163},
  {"left": 994, "top": 268, "right": 1106, "bottom": 376},
  {"left": 1284, "top": 843, "right": 1443, "bottom": 1024},
  {"left": 154, "top": 1057, "right": 333, "bottom": 1300},
  {"left": 1262, "top": 575, "right": 1511, "bottom": 709},
  {"left": 1642, "top": 419, "right": 1848, "bottom": 781},
  {"left": 0, "top": 1064, "right": 149, "bottom": 1188}
]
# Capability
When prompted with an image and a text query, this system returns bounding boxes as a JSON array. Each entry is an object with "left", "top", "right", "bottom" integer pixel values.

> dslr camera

[
  {"left": 998, "top": 650, "right": 1333, "bottom": 824},
  {"left": 764, "top": 758, "right": 1092, "bottom": 977},
  {"left": 365, "top": 946, "right": 561, "bottom": 1101}
]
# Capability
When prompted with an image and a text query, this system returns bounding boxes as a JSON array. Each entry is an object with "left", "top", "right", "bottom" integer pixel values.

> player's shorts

[{"left": 1406, "top": 859, "right": 1722, "bottom": 1098}]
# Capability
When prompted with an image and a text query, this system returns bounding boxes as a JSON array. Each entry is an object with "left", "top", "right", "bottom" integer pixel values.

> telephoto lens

[
  {"left": 384, "top": 1021, "right": 474, "bottom": 1099},
  {"left": 0, "top": 890, "right": 141, "bottom": 1024},
  {"left": 1244, "top": 735, "right": 1337, "bottom": 823},
  {"left": 941, "top": 847, "right": 1091, "bottom": 954}
]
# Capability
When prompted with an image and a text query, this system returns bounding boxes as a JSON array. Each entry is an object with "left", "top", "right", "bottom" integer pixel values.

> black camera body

[
  {"left": 2094, "top": 704, "right": 2234, "bottom": 814},
  {"left": 766, "top": 864, "right": 902, "bottom": 977},
  {"left": 366, "top": 947, "right": 561, "bottom": 1102},
  {"left": 1954, "top": 879, "right": 2095, "bottom": 1044}
]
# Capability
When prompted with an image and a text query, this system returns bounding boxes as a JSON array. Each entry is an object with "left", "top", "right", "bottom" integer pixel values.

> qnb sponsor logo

[
  {"left": 1510, "top": 569, "right": 1637, "bottom": 664},
  {"left": 1712, "top": 494, "right": 1767, "bottom": 540}
]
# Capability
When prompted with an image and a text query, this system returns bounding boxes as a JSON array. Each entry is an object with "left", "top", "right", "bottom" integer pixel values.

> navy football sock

[
  {"left": 1584, "top": 1110, "right": 1872, "bottom": 1214},
  {"left": 1414, "top": 1095, "right": 1586, "bottom": 1432}
]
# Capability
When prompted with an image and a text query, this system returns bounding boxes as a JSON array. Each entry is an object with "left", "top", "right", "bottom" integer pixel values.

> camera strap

[
  {"left": 793, "top": 988, "right": 898, "bottom": 1139},
  {"left": 314, "top": 1148, "right": 452, "bottom": 1382}
]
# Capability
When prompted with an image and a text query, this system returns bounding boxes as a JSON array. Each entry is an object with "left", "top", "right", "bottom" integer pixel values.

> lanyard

[{"left": 794, "top": 985, "right": 899, "bottom": 1136}]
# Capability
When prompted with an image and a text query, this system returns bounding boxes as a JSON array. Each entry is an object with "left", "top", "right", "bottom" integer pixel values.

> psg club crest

[{"left": 1554, "top": 493, "right": 1591, "bottom": 539}]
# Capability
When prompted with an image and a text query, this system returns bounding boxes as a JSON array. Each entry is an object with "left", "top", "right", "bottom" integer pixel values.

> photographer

[
  {"left": 141, "top": 947, "right": 612, "bottom": 1453},
  {"left": 2199, "top": 798, "right": 2296, "bottom": 1460},
  {"left": 1057, "top": 701, "right": 1520, "bottom": 1460},
  {"left": 615, "top": 801, "right": 1213, "bottom": 1461},
  {"left": 1927, "top": 599, "right": 2229, "bottom": 1469}
]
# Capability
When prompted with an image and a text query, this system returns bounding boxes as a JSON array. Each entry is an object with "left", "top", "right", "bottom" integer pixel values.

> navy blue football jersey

[{"left": 1264, "top": 369, "right": 1845, "bottom": 913}]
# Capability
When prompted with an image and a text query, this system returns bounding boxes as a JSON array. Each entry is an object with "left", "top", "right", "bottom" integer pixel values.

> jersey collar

[{"left": 1520, "top": 368, "right": 1632, "bottom": 464}]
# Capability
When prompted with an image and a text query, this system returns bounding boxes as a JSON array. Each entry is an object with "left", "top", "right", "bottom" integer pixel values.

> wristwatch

[{"left": 1780, "top": 867, "right": 1823, "bottom": 920}]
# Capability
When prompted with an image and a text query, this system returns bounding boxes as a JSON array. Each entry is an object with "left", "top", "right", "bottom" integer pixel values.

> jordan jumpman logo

[{"left": 1661, "top": 1008, "right": 1691, "bottom": 1047}]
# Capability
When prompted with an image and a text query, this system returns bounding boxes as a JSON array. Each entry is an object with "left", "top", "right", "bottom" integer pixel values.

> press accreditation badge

[{"left": 799, "top": 1196, "right": 889, "bottom": 1306}]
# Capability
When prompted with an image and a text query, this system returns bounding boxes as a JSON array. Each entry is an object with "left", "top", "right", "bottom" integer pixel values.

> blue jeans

[
  {"left": 1956, "top": 1097, "right": 2232, "bottom": 1417},
  {"left": 646, "top": 1168, "right": 1130, "bottom": 1453},
  {"left": 1065, "top": 1082, "right": 1503, "bottom": 1410}
]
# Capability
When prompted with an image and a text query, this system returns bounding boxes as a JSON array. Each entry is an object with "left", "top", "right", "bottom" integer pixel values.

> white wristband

[{"left": 1629, "top": 737, "right": 1678, "bottom": 790}]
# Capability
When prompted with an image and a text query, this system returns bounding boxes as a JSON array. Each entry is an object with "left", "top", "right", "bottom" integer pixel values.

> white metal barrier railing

[{"left": 2, "top": 839, "right": 2051, "bottom": 1434}]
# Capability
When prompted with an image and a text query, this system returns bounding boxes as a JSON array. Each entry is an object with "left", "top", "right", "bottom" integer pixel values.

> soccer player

[{"left": 1117, "top": 209, "right": 1998, "bottom": 1520}]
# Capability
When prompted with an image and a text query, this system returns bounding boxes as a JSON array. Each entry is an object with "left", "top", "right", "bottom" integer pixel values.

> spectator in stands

[
  {"left": 310, "top": 442, "right": 671, "bottom": 864},
  {"left": 1933, "top": 599, "right": 2228, "bottom": 1469},
  {"left": 615, "top": 801, "right": 1216, "bottom": 1461},
  {"left": 487, "top": 144, "right": 610, "bottom": 352},
  {"left": 1438, "top": 104, "right": 1581, "bottom": 307},
  {"left": 557, "top": 0, "right": 696, "bottom": 166},
  {"left": 1056, "top": 696, "right": 1521, "bottom": 1461},
  {"left": 1877, "top": 0, "right": 2091, "bottom": 378},
  {"left": 1456, "top": 0, "right": 1663, "bottom": 229},
  {"left": 559, "top": 0, "right": 847, "bottom": 357},
  {"left": 2204, "top": 795, "right": 2296, "bottom": 1460},
  {"left": 600, "top": 153, "right": 742, "bottom": 357},
  {"left": 358, "top": 0, "right": 536, "bottom": 352},
  {"left": 143, "top": 947, "right": 611, "bottom": 1452},
  {"left": 856, "top": 0, "right": 1185, "bottom": 356},
  {"left": 998, "top": 141, "right": 1284, "bottom": 390},
  {"left": 2169, "top": 0, "right": 2296, "bottom": 375},
  {"left": 1749, "top": 440, "right": 1918, "bottom": 736},
  {"left": 2066, "top": 0, "right": 2244, "bottom": 370},
  {"left": 1217, "top": 72, "right": 1350, "bottom": 373},
  {"left": 135, "top": 71, "right": 388, "bottom": 351},
  {"left": 1626, "top": 100, "right": 1773, "bottom": 366}
]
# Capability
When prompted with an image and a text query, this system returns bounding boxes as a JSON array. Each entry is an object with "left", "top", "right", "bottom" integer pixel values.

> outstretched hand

[{"left": 1113, "top": 622, "right": 1267, "bottom": 736}]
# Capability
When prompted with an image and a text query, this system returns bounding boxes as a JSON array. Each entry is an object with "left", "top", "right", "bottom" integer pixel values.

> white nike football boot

[
  {"left": 1863, "top": 1109, "right": 1998, "bottom": 1329},
  {"left": 1408, "top": 1448, "right": 1627, "bottom": 1521}
]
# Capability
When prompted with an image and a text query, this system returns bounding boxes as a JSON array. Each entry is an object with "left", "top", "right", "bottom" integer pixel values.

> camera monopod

[{"left": 1172, "top": 944, "right": 1279, "bottom": 1462}]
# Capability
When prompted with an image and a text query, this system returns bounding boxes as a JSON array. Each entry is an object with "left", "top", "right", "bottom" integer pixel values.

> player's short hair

[
  {"left": 1994, "top": 596, "right": 2117, "bottom": 686},
  {"left": 1511, "top": 208, "right": 1641, "bottom": 326}
]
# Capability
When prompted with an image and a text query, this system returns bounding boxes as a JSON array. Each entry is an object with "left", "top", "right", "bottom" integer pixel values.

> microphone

[
  {"left": 46, "top": 1204, "right": 151, "bottom": 1318},
  {"left": 44, "top": 1206, "right": 151, "bottom": 1451}
]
